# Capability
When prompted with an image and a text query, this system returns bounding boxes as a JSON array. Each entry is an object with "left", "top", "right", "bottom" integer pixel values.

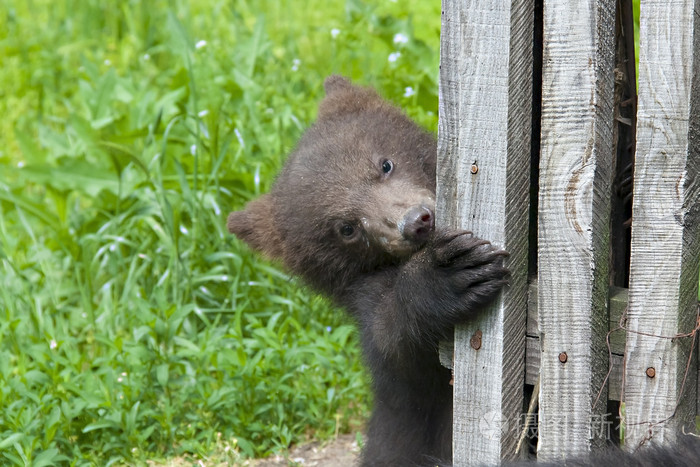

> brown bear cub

[{"left": 227, "top": 76, "right": 508, "bottom": 466}]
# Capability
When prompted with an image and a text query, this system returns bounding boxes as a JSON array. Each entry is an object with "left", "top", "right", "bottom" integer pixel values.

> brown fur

[{"left": 228, "top": 76, "right": 508, "bottom": 466}]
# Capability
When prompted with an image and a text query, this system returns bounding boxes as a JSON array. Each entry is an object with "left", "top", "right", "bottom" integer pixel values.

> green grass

[{"left": 0, "top": 0, "right": 441, "bottom": 464}]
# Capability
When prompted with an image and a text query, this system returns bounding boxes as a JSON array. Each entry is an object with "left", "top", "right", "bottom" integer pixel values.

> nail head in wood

[
  {"left": 558, "top": 352, "right": 568, "bottom": 363},
  {"left": 646, "top": 367, "right": 656, "bottom": 378},
  {"left": 470, "top": 330, "right": 482, "bottom": 350}
]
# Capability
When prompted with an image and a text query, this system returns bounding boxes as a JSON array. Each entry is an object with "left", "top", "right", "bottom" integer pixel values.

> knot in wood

[
  {"left": 558, "top": 352, "right": 568, "bottom": 363},
  {"left": 470, "top": 330, "right": 482, "bottom": 350},
  {"left": 646, "top": 367, "right": 656, "bottom": 378}
]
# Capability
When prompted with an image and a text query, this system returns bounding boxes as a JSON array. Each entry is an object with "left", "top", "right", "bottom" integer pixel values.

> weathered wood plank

[
  {"left": 525, "top": 337, "right": 623, "bottom": 400},
  {"left": 536, "top": 0, "right": 615, "bottom": 458},
  {"left": 527, "top": 285, "right": 634, "bottom": 401},
  {"left": 445, "top": 284, "right": 700, "bottom": 410},
  {"left": 527, "top": 283, "right": 627, "bottom": 356},
  {"left": 623, "top": 0, "right": 700, "bottom": 449},
  {"left": 607, "top": 287, "right": 628, "bottom": 355},
  {"left": 437, "top": 0, "right": 533, "bottom": 463}
]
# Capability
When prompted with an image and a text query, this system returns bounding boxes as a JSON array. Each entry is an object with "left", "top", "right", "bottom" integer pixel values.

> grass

[{"left": 0, "top": 0, "right": 441, "bottom": 464}]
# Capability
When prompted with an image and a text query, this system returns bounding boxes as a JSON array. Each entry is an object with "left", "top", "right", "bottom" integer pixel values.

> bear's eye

[
  {"left": 339, "top": 224, "right": 356, "bottom": 237},
  {"left": 381, "top": 159, "right": 394, "bottom": 175}
]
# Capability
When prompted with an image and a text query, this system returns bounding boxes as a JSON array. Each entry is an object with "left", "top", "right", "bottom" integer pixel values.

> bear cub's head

[{"left": 227, "top": 76, "right": 437, "bottom": 297}]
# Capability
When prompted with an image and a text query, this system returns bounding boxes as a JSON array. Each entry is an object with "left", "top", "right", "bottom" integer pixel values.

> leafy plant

[{"left": 0, "top": 0, "right": 441, "bottom": 464}]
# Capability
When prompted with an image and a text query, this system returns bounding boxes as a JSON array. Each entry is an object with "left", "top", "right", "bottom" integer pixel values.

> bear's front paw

[{"left": 430, "top": 230, "right": 509, "bottom": 307}]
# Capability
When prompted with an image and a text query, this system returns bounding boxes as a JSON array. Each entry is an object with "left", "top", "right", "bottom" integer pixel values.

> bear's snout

[{"left": 401, "top": 206, "right": 434, "bottom": 243}]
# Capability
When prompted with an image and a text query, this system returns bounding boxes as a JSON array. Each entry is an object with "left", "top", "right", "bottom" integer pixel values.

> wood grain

[
  {"left": 444, "top": 283, "right": 700, "bottom": 407},
  {"left": 526, "top": 285, "right": 627, "bottom": 401},
  {"left": 437, "top": 0, "right": 533, "bottom": 463},
  {"left": 622, "top": 0, "right": 700, "bottom": 449},
  {"left": 536, "top": 0, "right": 615, "bottom": 459}
]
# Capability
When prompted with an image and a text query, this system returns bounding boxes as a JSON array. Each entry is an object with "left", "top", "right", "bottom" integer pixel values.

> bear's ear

[
  {"left": 227, "top": 194, "right": 284, "bottom": 259},
  {"left": 323, "top": 75, "right": 352, "bottom": 95},
  {"left": 318, "top": 75, "right": 384, "bottom": 119}
]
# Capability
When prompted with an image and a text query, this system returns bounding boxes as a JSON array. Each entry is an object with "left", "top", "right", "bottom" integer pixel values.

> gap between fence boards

[{"left": 439, "top": 283, "right": 700, "bottom": 411}]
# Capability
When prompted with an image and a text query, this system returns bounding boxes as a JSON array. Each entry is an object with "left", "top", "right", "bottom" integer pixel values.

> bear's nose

[{"left": 402, "top": 206, "right": 434, "bottom": 243}]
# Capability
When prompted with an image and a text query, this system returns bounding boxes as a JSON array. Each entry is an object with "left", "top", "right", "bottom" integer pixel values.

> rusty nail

[
  {"left": 470, "top": 330, "right": 482, "bottom": 350},
  {"left": 470, "top": 163, "right": 479, "bottom": 174},
  {"left": 646, "top": 367, "right": 656, "bottom": 378},
  {"left": 558, "top": 352, "right": 568, "bottom": 363}
]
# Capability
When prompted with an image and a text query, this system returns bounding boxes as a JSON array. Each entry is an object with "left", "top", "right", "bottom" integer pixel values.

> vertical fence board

[
  {"left": 438, "top": 0, "right": 533, "bottom": 463},
  {"left": 536, "top": 0, "right": 615, "bottom": 458},
  {"left": 623, "top": 0, "right": 700, "bottom": 448}
]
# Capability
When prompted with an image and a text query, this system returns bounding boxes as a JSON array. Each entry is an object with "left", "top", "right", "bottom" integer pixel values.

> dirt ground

[
  {"left": 250, "top": 434, "right": 360, "bottom": 467},
  {"left": 147, "top": 433, "right": 360, "bottom": 467}
]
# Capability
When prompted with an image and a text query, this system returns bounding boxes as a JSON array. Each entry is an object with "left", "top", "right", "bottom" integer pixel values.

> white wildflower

[
  {"left": 143, "top": 53, "right": 151, "bottom": 61},
  {"left": 190, "top": 144, "right": 197, "bottom": 155},
  {"left": 330, "top": 28, "right": 341, "bottom": 39},
  {"left": 291, "top": 58, "right": 301, "bottom": 72},
  {"left": 50, "top": 340, "right": 57, "bottom": 350},
  {"left": 393, "top": 33, "right": 409, "bottom": 45},
  {"left": 198, "top": 109, "right": 209, "bottom": 118},
  {"left": 180, "top": 225, "right": 189, "bottom": 235},
  {"left": 195, "top": 40, "right": 207, "bottom": 50},
  {"left": 403, "top": 86, "right": 416, "bottom": 98},
  {"left": 388, "top": 51, "right": 401, "bottom": 63}
]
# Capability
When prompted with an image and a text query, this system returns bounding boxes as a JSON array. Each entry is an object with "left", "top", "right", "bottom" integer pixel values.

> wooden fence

[{"left": 437, "top": 0, "right": 700, "bottom": 464}]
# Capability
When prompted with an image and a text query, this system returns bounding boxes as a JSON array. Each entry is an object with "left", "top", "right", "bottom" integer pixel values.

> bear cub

[{"left": 227, "top": 76, "right": 508, "bottom": 466}]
